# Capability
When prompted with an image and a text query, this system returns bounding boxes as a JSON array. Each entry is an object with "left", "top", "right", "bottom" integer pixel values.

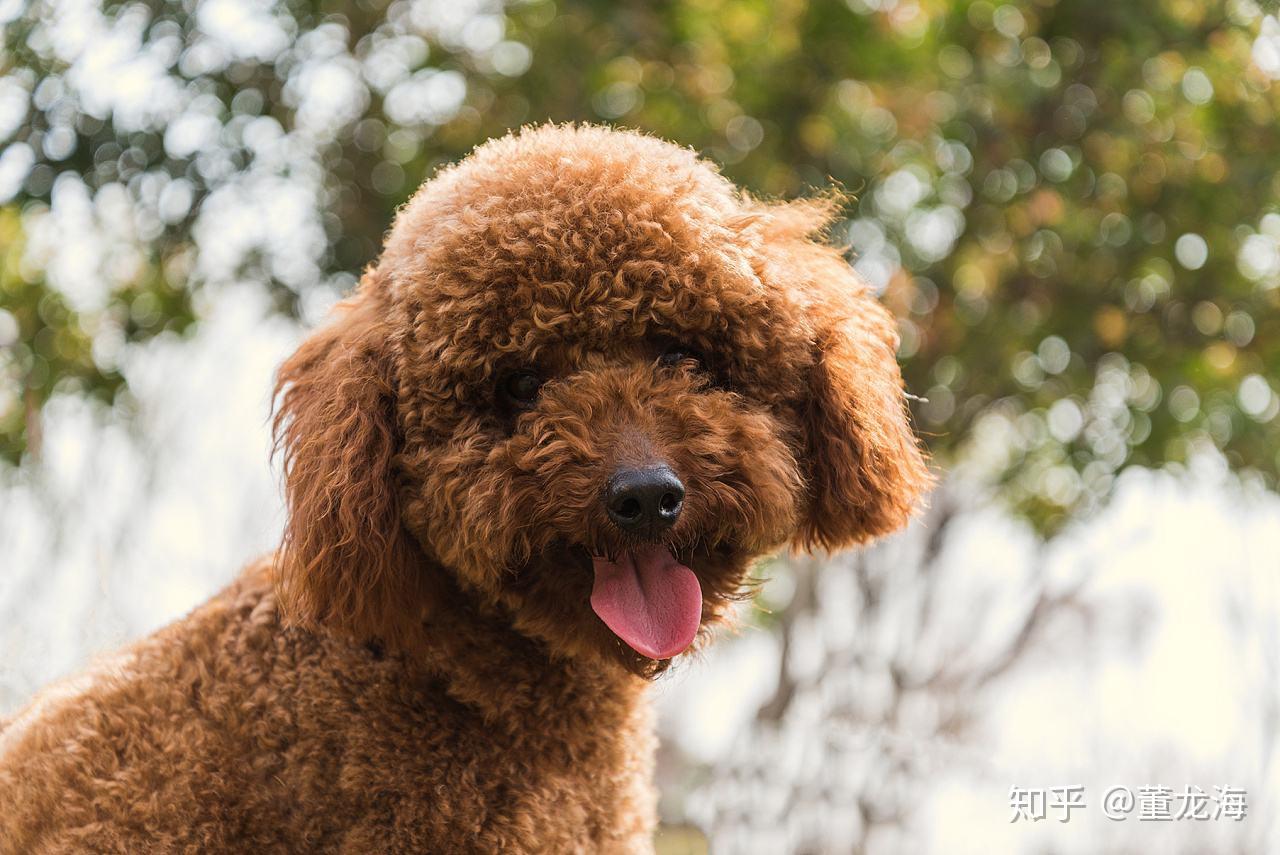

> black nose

[{"left": 605, "top": 466, "right": 685, "bottom": 535}]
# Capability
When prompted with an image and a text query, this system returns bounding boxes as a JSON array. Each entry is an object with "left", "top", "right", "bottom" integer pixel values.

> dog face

[{"left": 274, "top": 125, "right": 930, "bottom": 673}]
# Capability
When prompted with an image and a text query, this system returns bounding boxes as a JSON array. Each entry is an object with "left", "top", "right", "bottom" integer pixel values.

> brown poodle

[{"left": 0, "top": 124, "right": 929, "bottom": 852}]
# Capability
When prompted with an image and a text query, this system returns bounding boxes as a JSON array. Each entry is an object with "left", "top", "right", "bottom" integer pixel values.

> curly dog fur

[{"left": 0, "top": 124, "right": 930, "bottom": 852}]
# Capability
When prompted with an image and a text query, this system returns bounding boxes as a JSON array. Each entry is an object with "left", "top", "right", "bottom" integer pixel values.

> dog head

[{"left": 273, "top": 125, "right": 930, "bottom": 673}]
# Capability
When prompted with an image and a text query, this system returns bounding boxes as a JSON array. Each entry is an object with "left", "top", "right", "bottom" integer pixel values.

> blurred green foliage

[{"left": 2, "top": 0, "right": 1279, "bottom": 528}]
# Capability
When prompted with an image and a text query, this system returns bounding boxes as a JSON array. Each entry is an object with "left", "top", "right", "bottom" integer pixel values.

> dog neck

[{"left": 404, "top": 561, "right": 651, "bottom": 732}]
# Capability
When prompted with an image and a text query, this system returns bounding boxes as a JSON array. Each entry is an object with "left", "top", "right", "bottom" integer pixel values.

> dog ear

[
  {"left": 272, "top": 269, "right": 425, "bottom": 646},
  {"left": 796, "top": 264, "right": 932, "bottom": 552}
]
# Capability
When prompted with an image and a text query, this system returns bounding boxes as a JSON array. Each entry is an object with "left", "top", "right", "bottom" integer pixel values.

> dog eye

[
  {"left": 658, "top": 346, "right": 704, "bottom": 369},
  {"left": 500, "top": 370, "right": 543, "bottom": 408}
]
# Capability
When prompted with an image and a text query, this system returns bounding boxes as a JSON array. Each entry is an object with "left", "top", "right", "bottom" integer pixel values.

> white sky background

[
  {"left": 0, "top": 284, "right": 295, "bottom": 705},
  {"left": 654, "top": 466, "right": 1280, "bottom": 851},
  {"left": 0, "top": 284, "right": 1276, "bottom": 852}
]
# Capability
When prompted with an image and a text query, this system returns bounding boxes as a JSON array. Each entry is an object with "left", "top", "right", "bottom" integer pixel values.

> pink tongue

[{"left": 590, "top": 546, "right": 703, "bottom": 659}]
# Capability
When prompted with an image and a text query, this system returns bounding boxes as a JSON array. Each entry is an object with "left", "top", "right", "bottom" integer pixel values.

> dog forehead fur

[
  {"left": 387, "top": 126, "right": 811, "bottom": 382},
  {"left": 0, "top": 124, "right": 930, "bottom": 853}
]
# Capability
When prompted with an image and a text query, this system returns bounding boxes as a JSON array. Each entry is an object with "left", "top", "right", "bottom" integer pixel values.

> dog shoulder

[{"left": 0, "top": 557, "right": 324, "bottom": 850}]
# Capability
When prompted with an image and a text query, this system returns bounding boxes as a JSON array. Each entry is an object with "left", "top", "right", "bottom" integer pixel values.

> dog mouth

[{"left": 589, "top": 545, "right": 703, "bottom": 660}]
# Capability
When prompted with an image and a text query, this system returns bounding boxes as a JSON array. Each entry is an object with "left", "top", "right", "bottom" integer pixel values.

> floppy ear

[
  {"left": 272, "top": 270, "right": 425, "bottom": 645},
  {"left": 798, "top": 275, "right": 933, "bottom": 552}
]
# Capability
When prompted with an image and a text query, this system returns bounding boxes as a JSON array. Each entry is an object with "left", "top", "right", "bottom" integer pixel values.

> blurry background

[{"left": 1, "top": 0, "right": 1278, "bottom": 851}]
